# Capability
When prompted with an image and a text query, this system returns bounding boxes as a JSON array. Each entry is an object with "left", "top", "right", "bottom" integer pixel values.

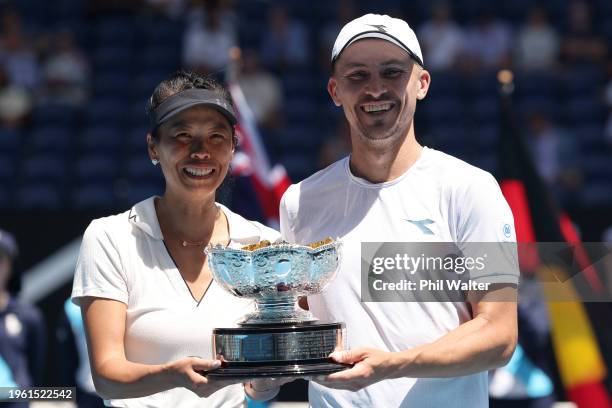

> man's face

[{"left": 328, "top": 39, "right": 429, "bottom": 146}]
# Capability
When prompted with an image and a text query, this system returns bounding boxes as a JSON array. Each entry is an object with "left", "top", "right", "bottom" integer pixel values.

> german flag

[{"left": 496, "top": 71, "right": 611, "bottom": 408}]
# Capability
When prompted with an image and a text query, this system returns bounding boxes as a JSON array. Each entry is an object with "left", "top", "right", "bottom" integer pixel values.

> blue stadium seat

[
  {"left": 564, "top": 98, "right": 607, "bottom": 124},
  {"left": 138, "top": 46, "right": 180, "bottom": 72},
  {"left": 0, "top": 127, "right": 21, "bottom": 154},
  {"left": 563, "top": 66, "right": 605, "bottom": 97},
  {"left": 136, "top": 18, "right": 182, "bottom": 47},
  {"left": 420, "top": 96, "right": 465, "bottom": 124},
  {"left": 28, "top": 126, "right": 74, "bottom": 154},
  {"left": 75, "top": 154, "right": 120, "bottom": 181},
  {"left": 93, "top": 73, "right": 132, "bottom": 98},
  {"left": 80, "top": 126, "right": 122, "bottom": 153},
  {"left": 279, "top": 153, "right": 315, "bottom": 183},
  {"left": 71, "top": 182, "right": 117, "bottom": 209},
  {"left": 468, "top": 96, "right": 500, "bottom": 124},
  {"left": 125, "top": 126, "right": 149, "bottom": 153},
  {"left": 284, "top": 96, "right": 317, "bottom": 124},
  {"left": 581, "top": 183, "right": 612, "bottom": 206},
  {"left": 85, "top": 97, "right": 127, "bottom": 126},
  {"left": 94, "top": 18, "right": 135, "bottom": 46},
  {"left": 21, "top": 154, "right": 68, "bottom": 182},
  {"left": 92, "top": 46, "right": 133, "bottom": 71},
  {"left": 0, "top": 154, "right": 15, "bottom": 182},
  {"left": 125, "top": 155, "right": 163, "bottom": 182},
  {"left": 514, "top": 72, "right": 559, "bottom": 98},
  {"left": 125, "top": 182, "right": 164, "bottom": 204},
  {"left": 31, "top": 104, "right": 80, "bottom": 127},
  {"left": 517, "top": 96, "right": 560, "bottom": 122},
  {"left": 0, "top": 187, "right": 10, "bottom": 209},
  {"left": 463, "top": 72, "right": 499, "bottom": 97},
  {"left": 131, "top": 71, "right": 170, "bottom": 101},
  {"left": 15, "top": 184, "right": 63, "bottom": 210},
  {"left": 426, "top": 71, "right": 463, "bottom": 98}
]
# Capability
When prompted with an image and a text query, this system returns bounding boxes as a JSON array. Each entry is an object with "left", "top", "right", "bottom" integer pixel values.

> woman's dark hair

[{"left": 146, "top": 70, "right": 238, "bottom": 145}]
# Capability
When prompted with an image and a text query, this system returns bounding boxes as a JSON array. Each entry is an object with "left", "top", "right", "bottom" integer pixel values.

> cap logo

[{"left": 367, "top": 24, "right": 387, "bottom": 32}]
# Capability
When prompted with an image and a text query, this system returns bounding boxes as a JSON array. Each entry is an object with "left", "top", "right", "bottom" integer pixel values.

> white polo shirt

[
  {"left": 72, "top": 197, "right": 280, "bottom": 407},
  {"left": 280, "top": 147, "right": 518, "bottom": 408}
]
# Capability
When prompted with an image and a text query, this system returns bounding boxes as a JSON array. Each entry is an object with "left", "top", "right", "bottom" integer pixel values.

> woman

[{"left": 72, "top": 71, "right": 283, "bottom": 406}]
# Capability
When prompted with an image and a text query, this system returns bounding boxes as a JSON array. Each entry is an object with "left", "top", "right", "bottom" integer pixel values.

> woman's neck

[{"left": 155, "top": 193, "right": 222, "bottom": 245}]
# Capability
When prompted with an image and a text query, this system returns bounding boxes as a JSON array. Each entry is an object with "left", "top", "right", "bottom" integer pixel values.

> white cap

[{"left": 331, "top": 14, "right": 423, "bottom": 67}]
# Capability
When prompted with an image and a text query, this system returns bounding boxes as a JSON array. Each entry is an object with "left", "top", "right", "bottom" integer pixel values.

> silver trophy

[{"left": 205, "top": 239, "right": 348, "bottom": 378}]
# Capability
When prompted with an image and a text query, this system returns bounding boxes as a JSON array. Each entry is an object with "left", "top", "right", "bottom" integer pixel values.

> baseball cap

[
  {"left": 0, "top": 229, "right": 18, "bottom": 259},
  {"left": 331, "top": 14, "right": 424, "bottom": 67}
]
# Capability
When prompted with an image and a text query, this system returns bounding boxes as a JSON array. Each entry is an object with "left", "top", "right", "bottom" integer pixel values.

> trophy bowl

[
  {"left": 206, "top": 239, "right": 342, "bottom": 325},
  {"left": 204, "top": 239, "right": 349, "bottom": 378}
]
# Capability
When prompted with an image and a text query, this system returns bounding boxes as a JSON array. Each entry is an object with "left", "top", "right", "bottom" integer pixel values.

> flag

[
  {"left": 225, "top": 55, "right": 292, "bottom": 227},
  {"left": 496, "top": 72, "right": 611, "bottom": 408}
]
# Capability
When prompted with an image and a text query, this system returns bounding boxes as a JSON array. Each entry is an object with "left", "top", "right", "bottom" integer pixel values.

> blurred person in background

[
  {"left": 0, "top": 8, "right": 39, "bottom": 90},
  {"left": 71, "top": 71, "right": 287, "bottom": 407},
  {"left": 464, "top": 7, "right": 513, "bottom": 71},
  {"left": 417, "top": 2, "right": 465, "bottom": 72},
  {"left": 318, "top": 0, "right": 358, "bottom": 72},
  {"left": 525, "top": 111, "right": 582, "bottom": 206},
  {"left": 515, "top": 7, "right": 560, "bottom": 72},
  {"left": 182, "top": 0, "right": 236, "bottom": 76},
  {"left": 0, "top": 228, "right": 46, "bottom": 406},
  {"left": 0, "top": 66, "right": 31, "bottom": 129},
  {"left": 40, "top": 30, "right": 89, "bottom": 106},
  {"left": 562, "top": 0, "right": 607, "bottom": 67},
  {"left": 260, "top": 3, "right": 311, "bottom": 72},
  {"left": 317, "top": 118, "right": 351, "bottom": 169},
  {"left": 605, "top": 56, "right": 612, "bottom": 146},
  {"left": 236, "top": 49, "right": 283, "bottom": 130},
  {"left": 55, "top": 298, "right": 104, "bottom": 407}
]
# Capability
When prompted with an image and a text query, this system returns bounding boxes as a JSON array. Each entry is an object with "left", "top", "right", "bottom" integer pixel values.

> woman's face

[{"left": 148, "top": 105, "right": 234, "bottom": 198}]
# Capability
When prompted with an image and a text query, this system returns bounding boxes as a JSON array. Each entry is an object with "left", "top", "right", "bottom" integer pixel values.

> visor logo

[{"left": 367, "top": 24, "right": 388, "bottom": 33}]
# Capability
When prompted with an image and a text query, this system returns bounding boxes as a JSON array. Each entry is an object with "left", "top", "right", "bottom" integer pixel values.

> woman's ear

[{"left": 147, "top": 133, "right": 157, "bottom": 160}]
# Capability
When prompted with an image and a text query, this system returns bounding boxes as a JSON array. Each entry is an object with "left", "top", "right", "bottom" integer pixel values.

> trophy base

[
  {"left": 210, "top": 322, "right": 348, "bottom": 379},
  {"left": 206, "top": 361, "right": 348, "bottom": 379}
]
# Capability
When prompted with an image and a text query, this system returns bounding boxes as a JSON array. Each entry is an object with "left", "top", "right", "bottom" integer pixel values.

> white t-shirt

[
  {"left": 72, "top": 197, "right": 280, "bottom": 408},
  {"left": 280, "top": 147, "right": 518, "bottom": 408}
]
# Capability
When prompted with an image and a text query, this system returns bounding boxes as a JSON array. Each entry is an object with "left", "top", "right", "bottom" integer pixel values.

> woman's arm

[{"left": 81, "top": 297, "right": 229, "bottom": 399}]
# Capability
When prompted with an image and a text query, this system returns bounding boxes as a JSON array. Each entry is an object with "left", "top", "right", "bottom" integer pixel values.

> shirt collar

[{"left": 128, "top": 196, "right": 264, "bottom": 246}]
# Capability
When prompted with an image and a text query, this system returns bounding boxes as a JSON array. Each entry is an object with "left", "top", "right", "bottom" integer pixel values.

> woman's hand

[{"left": 167, "top": 357, "right": 242, "bottom": 398}]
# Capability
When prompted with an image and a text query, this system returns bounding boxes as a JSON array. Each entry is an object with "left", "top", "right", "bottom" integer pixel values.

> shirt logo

[
  {"left": 503, "top": 224, "right": 512, "bottom": 238},
  {"left": 405, "top": 219, "right": 435, "bottom": 235},
  {"left": 367, "top": 24, "right": 388, "bottom": 33}
]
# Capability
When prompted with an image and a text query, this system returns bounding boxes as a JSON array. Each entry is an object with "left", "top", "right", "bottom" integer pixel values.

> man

[{"left": 280, "top": 14, "right": 518, "bottom": 407}]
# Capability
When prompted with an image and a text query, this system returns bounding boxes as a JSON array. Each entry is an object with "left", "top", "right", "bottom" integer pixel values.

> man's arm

[{"left": 321, "top": 284, "right": 517, "bottom": 391}]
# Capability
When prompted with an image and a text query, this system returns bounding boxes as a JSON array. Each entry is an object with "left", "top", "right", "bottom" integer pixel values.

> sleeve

[
  {"left": 279, "top": 186, "right": 297, "bottom": 243},
  {"left": 452, "top": 172, "right": 519, "bottom": 285},
  {"left": 71, "top": 219, "right": 129, "bottom": 306}
]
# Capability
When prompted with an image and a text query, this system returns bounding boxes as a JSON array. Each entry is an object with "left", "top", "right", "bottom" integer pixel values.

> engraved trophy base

[{"left": 208, "top": 322, "right": 348, "bottom": 379}]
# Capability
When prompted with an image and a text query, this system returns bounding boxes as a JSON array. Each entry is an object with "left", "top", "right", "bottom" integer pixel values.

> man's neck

[{"left": 349, "top": 126, "right": 423, "bottom": 184}]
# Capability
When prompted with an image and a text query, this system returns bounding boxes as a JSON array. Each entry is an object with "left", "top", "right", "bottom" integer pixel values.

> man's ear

[
  {"left": 416, "top": 69, "right": 431, "bottom": 101},
  {"left": 328, "top": 77, "right": 342, "bottom": 107},
  {"left": 146, "top": 133, "right": 157, "bottom": 160}
]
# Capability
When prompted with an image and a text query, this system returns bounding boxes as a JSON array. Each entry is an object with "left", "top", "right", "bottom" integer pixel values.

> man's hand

[{"left": 314, "top": 348, "right": 401, "bottom": 392}]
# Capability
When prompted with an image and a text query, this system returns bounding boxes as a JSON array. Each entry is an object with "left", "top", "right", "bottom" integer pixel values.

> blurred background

[{"left": 0, "top": 0, "right": 611, "bottom": 407}]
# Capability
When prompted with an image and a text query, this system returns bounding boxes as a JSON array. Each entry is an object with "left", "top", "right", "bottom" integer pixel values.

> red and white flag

[{"left": 227, "top": 81, "right": 292, "bottom": 226}]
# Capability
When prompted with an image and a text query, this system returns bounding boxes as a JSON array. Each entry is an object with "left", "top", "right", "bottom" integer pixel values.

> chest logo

[{"left": 405, "top": 218, "right": 435, "bottom": 235}]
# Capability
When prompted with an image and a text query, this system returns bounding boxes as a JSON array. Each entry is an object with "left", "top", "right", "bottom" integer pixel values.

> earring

[{"left": 151, "top": 158, "right": 159, "bottom": 166}]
